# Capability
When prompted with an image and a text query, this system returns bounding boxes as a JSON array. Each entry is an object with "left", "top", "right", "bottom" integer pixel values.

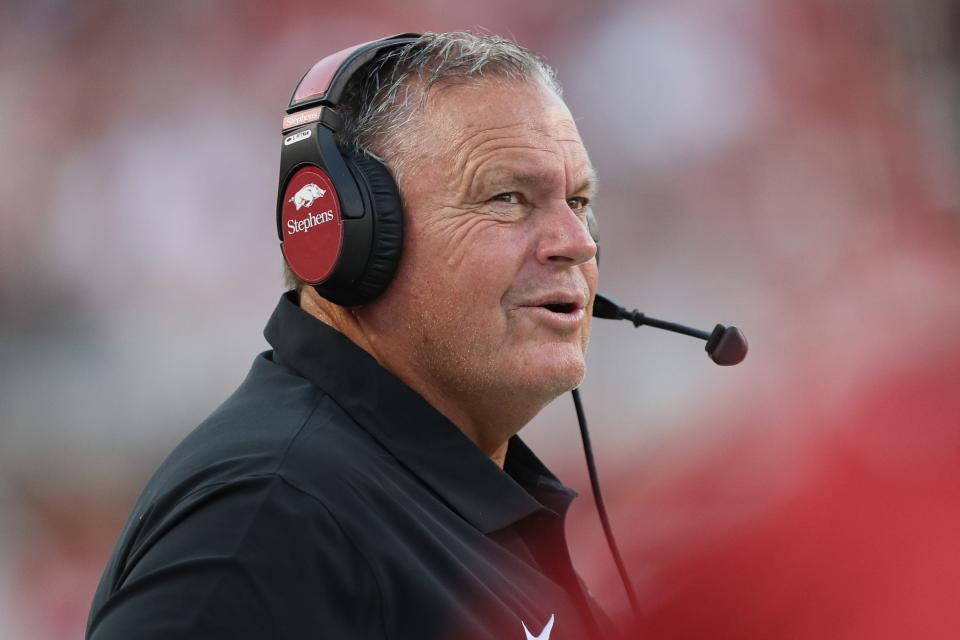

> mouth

[
  {"left": 540, "top": 301, "right": 581, "bottom": 315},
  {"left": 514, "top": 291, "right": 588, "bottom": 330},
  {"left": 527, "top": 290, "right": 587, "bottom": 314}
]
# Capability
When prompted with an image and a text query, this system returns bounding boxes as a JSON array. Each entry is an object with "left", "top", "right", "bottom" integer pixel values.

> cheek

[
  {"left": 415, "top": 218, "right": 528, "bottom": 304},
  {"left": 382, "top": 241, "right": 515, "bottom": 352},
  {"left": 583, "top": 259, "right": 599, "bottom": 289},
  {"left": 456, "top": 240, "right": 529, "bottom": 318},
  {"left": 581, "top": 263, "right": 599, "bottom": 343}
]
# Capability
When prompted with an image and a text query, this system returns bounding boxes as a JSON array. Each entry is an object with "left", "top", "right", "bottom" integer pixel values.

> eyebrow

[
  {"left": 483, "top": 166, "right": 599, "bottom": 196},
  {"left": 574, "top": 167, "right": 599, "bottom": 196}
]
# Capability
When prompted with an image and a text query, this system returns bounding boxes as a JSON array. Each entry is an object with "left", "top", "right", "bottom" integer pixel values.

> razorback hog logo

[{"left": 289, "top": 183, "right": 327, "bottom": 210}]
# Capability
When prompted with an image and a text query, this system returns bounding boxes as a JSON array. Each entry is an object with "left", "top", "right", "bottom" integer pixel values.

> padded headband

[{"left": 288, "top": 33, "right": 421, "bottom": 113}]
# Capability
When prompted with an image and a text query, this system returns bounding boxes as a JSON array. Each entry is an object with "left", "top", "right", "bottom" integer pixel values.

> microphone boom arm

[{"left": 592, "top": 293, "right": 748, "bottom": 366}]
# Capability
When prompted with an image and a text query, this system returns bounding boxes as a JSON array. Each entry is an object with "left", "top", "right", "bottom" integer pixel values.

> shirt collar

[{"left": 263, "top": 292, "right": 575, "bottom": 533}]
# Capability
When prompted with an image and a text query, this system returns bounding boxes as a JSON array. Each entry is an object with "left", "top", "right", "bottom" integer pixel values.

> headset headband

[{"left": 288, "top": 33, "right": 421, "bottom": 114}]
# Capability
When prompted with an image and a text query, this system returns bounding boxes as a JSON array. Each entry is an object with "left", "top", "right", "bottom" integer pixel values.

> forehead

[{"left": 417, "top": 79, "right": 590, "bottom": 175}]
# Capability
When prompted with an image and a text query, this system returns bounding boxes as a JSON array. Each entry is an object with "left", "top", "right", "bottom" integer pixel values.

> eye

[
  {"left": 567, "top": 196, "right": 590, "bottom": 212},
  {"left": 490, "top": 192, "right": 523, "bottom": 205}
]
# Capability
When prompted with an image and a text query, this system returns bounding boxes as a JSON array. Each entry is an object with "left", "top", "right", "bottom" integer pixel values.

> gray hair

[
  {"left": 283, "top": 31, "right": 562, "bottom": 291},
  {"left": 342, "top": 31, "right": 561, "bottom": 176}
]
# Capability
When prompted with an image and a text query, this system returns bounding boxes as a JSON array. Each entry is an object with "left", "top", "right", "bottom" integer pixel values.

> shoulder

[
  {"left": 89, "top": 351, "right": 393, "bottom": 637},
  {"left": 109, "top": 349, "right": 398, "bottom": 587},
  {"left": 89, "top": 472, "right": 385, "bottom": 639},
  {"left": 116, "top": 347, "right": 408, "bottom": 559},
  {"left": 142, "top": 351, "right": 387, "bottom": 506}
]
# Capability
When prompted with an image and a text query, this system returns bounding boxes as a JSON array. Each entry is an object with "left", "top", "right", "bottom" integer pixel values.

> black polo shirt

[{"left": 87, "top": 292, "right": 615, "bottom": 639}]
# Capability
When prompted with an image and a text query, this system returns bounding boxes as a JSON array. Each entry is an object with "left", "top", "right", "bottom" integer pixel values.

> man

[{"left": 87, "top": 32, "right": 609, "bottom": 639}]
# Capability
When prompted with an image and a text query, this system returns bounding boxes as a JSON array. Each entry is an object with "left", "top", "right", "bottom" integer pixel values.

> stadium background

[{"left": 1, "top": 1, "right": 959, "bottom": 637}]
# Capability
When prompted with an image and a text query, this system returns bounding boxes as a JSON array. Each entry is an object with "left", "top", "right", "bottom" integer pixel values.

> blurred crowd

[{"left": 1, "top": 1, "right": 958, "bottom": 638}]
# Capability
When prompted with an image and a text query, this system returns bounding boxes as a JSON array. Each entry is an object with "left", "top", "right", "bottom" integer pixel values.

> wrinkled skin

[{"left": 304, "top": 78, "right": 598, "bottom": 464}]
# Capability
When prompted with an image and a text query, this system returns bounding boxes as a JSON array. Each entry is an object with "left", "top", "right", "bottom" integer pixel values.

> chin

[{"left": 514, "top": 344, "right": 586, "bottom": 398}]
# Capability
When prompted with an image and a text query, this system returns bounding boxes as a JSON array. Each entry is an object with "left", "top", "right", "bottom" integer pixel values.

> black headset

[
  {"left": 278, "top": 33, "right": 602, "bottom": 306},
  {"left": 276, "top": 33, "right": 419, "bottom": 306}
]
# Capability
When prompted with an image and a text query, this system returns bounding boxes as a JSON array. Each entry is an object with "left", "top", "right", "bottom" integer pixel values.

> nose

[{"left": 535, "top": 203, "right": 598, "bottom": 267}]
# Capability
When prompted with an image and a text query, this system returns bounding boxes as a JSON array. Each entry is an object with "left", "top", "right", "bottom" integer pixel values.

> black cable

[{"left": 571, "top": 387, "right": 642, "bottom": 623}]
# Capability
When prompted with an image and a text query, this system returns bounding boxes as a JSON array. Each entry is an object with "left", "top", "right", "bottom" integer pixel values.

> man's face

[{"left": 362, "top": 78, "right": 598, "bottom": 418}]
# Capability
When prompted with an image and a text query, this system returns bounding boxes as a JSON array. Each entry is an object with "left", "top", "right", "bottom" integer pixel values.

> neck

[
  {"left": 489, "top": 442, "right": 509, "bottom": 469},
  {"left": 297, "top": 288, "right": 541, "bottom": 468}
]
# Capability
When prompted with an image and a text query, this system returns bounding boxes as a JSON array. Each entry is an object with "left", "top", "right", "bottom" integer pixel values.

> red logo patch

[{"left": 281, "top": 167, "right": 343, "bottom": 284}]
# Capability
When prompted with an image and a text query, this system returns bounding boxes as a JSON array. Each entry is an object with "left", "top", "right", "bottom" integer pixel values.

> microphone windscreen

[{"left": 707, "top": 326, "right": 748, "bottom": 365}]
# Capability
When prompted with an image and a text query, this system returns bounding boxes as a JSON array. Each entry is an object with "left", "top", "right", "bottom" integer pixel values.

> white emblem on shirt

[{"left": 522, "top": 613, "right": 555, "bottom": 640}]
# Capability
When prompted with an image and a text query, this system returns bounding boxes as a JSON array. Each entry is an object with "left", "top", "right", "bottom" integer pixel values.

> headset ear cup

[{"left": 345, "top": 153, "right": 404, "bottom": 304}]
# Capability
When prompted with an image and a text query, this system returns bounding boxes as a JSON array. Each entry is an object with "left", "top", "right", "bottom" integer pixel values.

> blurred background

[{"left": 2, "top": 0, "right": 959, "bottom": 637}]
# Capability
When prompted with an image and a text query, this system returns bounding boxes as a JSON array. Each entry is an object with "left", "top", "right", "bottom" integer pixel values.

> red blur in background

[{"left": 622, "top": 348, "right": 960, "bottom": 638}]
